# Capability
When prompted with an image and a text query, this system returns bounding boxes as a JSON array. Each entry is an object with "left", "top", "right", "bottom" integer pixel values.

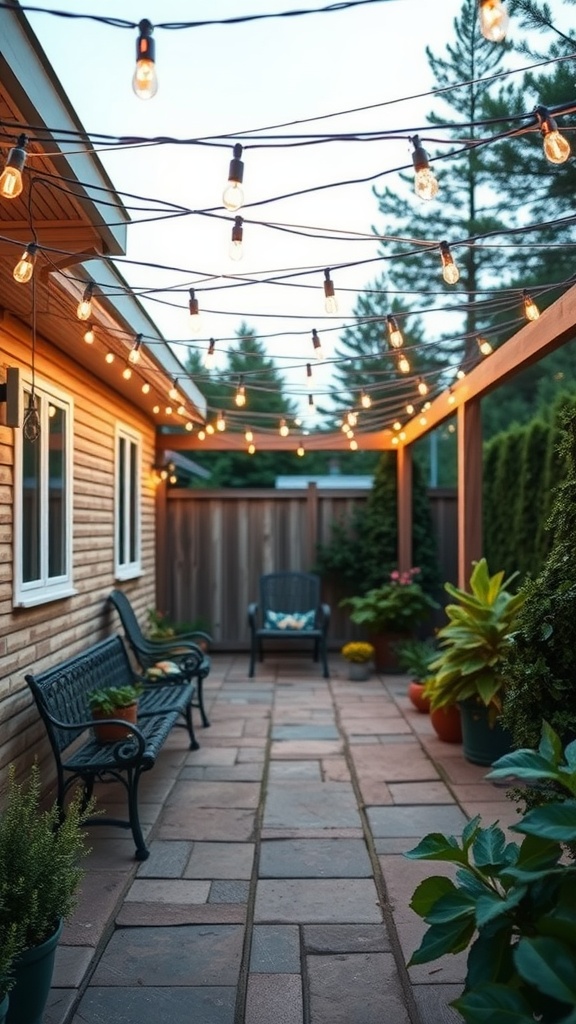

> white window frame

[
  {"left": 114, "top": 423, "right": 142, "bottom": 580},
  {"left": 13, "top": 377, "right": 75, "bottom": 607}
]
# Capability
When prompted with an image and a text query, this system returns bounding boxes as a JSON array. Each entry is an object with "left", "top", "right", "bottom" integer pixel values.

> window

[
  {"left": 14, "top": 382, "right": 74, "bottom": 606},
  {"left": 115, "top": 425, "right": 141, "bottom": 579}
]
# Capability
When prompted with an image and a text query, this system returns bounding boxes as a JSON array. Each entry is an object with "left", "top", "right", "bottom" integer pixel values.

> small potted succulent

[
  {"left": 341, "top": 641, "right": 375, "bottom": 681},
  {"left": 88, "top": 684, "right": 142, "bottom": 743}
]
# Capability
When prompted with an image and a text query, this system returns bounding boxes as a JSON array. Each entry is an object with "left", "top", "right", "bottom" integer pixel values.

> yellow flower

[{"left": 341, "top": 642, "right": 375, "bottom": 663}]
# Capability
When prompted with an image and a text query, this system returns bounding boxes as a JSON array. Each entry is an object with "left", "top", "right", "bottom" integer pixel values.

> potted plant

[
  {"left": 88, "top": 684, "right": 142, "bottom": 744},
  {"left": 0, "top": 763, "right": 92, "bottom": 1024},
  {"left": 341, "top": 641, "right": 375, "bottom": 681},
  {"left": 147, "top": 608, "right": 211, "bottom": 651},
  {"left": 340, "top": 568, "right": 438, "bottom": 672},
  {"left": 393, "top": 638, "right": 436, "bottom": 712},
  {"left": 424, "top": 558, "right": 525, "bottom": 764},
  {"left": 404, "top": 722, "right": 576, "bottom": 1023}
]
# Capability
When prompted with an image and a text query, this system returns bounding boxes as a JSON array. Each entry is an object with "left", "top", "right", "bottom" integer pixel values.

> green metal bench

[
  {"left": 25, "top": 635, "right": 201, "bottom": 861},
  {"left": 248, "top": 571, "right": 330, "bottom": 678}
]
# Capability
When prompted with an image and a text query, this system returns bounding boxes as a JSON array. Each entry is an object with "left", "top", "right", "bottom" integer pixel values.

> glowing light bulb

[
  {"left": 312, "top": 328, "right": 323, "bottom": 360},
  {"left": 361, "top": 391, "right": 372, "bottom": 409},
  {"left": 133, "top": 19, "right": 158, "bottom": 99},
  {"left": 477, "top": 336, "right": 493, "bottom": 356},
  {"left": 245, "top": 428, "right": 254, "bottom": 443},
  {"left": 406, "top": 403, "right": 415, "bottom": 415},
  {"left": 216, "top": 411, "right": 226, "bottom": 432},
  {"left": 297, "top": 445, "right": 305, "bottom": 457},
  {"left": 391, "top": 436, "right": 399, "bottom": 446},
  {"left": 478, "top": 0, "right": 509, "bottom": 42},
  {"left": 105, "top": 352, "right": 115, "bottom": 364},
  {"left": 419, "top": 415, "right": 428, "bottom": 426},
  {"left": 417, "top": 379, "right": 429, "bottom": 397},
  {"left": 536, "top": 107, "right": 571, "bottom": 164},
  {"left": 128, "top": 334, "right": 143, "bottom": 364},
  {"left": 440, "top": 241, "right": 460, "bottom": 284},
  {"left": 411, "top": 135, "right": 439, "bottom": 200},
  {"left": 204, "top": 338, "right": 216, "bottom": 369},
  {"left": 198, "top": 429, "right": 206, "bottom": 440},
  {"left": 0, "top": 134, "right": 27, "bottom": 199},
  {"left": 185, "top": 421, "right": 193, "bottom": 431},
  {"left": 152, "top": 404, "right": 160, "bottom": 414},
  {"left": 122, "top": 366, "right": 132, "bottom": 380},
  {"left": 222, "top": 144, "right": 244, "bottom": 211},
  {"left": 83, "top": 325, "right": 95, "bottom": 344},
  {"left": 398, "top": 354, "right": 410, "bottom": 374},
  {"left": 456, "top": 368, "right": 466, "bottom": 380},
  {"left": 168, "top": 385, "right": 180, "bottom": 401},
  {"left": 349, "top": 439, "right": 358, "bottom": 451},
  {"left": 393, "top": 420, "right": 402, "bottom": 432},
  {"left": 229, "top": 216, "right": 243, "bottom": 261},
  {"left": 13, "top": 243, "right": 37, "bottom": 283},
  {"left": 142, "top": 382, "right": 150, "bottom": 394},
  {"left": 206, "top": 423, "right": 215, "bottom": 435},
  {"left": 523, "top": 290, "right": 540, "bottom": 321},
  {"left": 448, "top": 390, "right": 456, "bottom": 405},
  {"left": 177, "top": 405, "right": 186, "bottom": 416},
  {"left": 77, "top": 283, "right": 93, "bottom": 321},
  {"left": 323, "top": 269, "right": 338, "bottom": 313},
  {"left": 248, "top": 443, "right": 256, "bottom": 455},
  {"left": 189, "top": 288, "right": 202, "bottom": 334},
  {"left": 235, "top": 378, "right": 246, "bottom": 407},
  {"left": 346, "top": 411, "right": 358, "bottom": 427},
  {"left": 387, "top": 315, "right": 403, "bottom": 348},
  {"left": 279, "top": 419, "right": 289, "bottom": 437}
]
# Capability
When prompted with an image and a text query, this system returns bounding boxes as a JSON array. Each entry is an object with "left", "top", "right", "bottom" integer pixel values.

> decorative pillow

[
  {"left": 145, "top": 660, "right": 181, "bottom": 680},
  {"left": 265, "top": 610, "right": 316, "bottom": 631}
]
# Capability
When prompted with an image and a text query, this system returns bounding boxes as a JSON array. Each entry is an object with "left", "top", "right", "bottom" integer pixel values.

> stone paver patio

[{"left": 45, "top": 653, "right": 520, "bottom": 1024}]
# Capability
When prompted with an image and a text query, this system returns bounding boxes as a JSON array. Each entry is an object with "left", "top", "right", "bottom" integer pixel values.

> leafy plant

[
  {"left": 393, "top": 637, "right": 436, "bottom": 682},
  {"left": 405, "top": 722, "right": 576, "bottom": 1023},
  {"left": 340, "top": 568, "right": 438, "bottom": 634},
  {"left": 341, "top": 641, "right": 375, "bottom": 664},
  {"left": 0, "top": 764, "right": 92, "bottom": 951},
  {"left": 88, "top": 684, "right": 142, "bottom": 714},
  {"left": 147, "top": 607, "right": 211, "bottom": 642},
  {"left": 425, "top": 558, "right": 525, "bottom": 721}
]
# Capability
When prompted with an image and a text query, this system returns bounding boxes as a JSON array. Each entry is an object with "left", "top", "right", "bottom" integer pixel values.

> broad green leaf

[
  {"left": 514, "top": 937, "right": 576, "bottom": 1004},
  {"left": 472, "top": 824, "right": 507, "bottom": 868},
  {"left": 409, "top": 876, "right": 455, "bottom": 917},
  {"left": 407, "top": 917, "right": 475, "bottom": 966},
  {"left": 453, "top": 983, "right": 537, "bottom": 1023},
  {"left": 424, "top": 889, "right": 476, "bottom": 925},
  {"left": 456, "top": 867, "right": 494, "bottom": 901},
  {"left": 564, "top": 739, "right": 576, "bottom": 770},
  {"left": 475, "top": 884, "right": 527, "bottom": 928},
  {"left": 404, "top": 833, "right": 468, "bottom": 864},
  {"left": 512, "top": 834, "right": 562, "bottom": 873},
  {"left": 537, "top": 880, "right": 576, "bottom": 942},
  {"left": 466, "top": 926, "right": 515, "bottom": 989},
  {"left": 514, "top": 802, "right": 576, "bottom": 842},
  {"left": 462, "top": 814, "right": 482, "bottom": 850},
  {"left": 540, "top": 721, "right": 563, "bottom": 765},
  {"left": 488, "top": 747, "right": 562, "bottom": 781}
]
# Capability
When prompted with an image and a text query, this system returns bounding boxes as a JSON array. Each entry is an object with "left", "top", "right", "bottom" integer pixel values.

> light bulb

[
  {"left": 440, "top": 241, "right": 460, "bottom": 284},
  {"left": 83, "top": 325, "right": 95, "bottom": 344},
  {"left": 361, "top": 391, "right": 372, "bottom": 409},
  {"left": 206, "top": 423, "right": 214, "bottom": 435},
  {"left": 222, "top": 144, "right": 244, "bottom": 211},
  {"left": 132, "top": 19, "right": 158, "bottom": 99},
  {"left": 165, "top": 406, "right": 173, "bottom": 416},
  {"left": 177, "top": 405, "right": 186, "bottom": 416},
  {"left": 105, "top": 352, "right": 115, "bottom": 364},
  {"left": 478, "top": 0, "right": 509, "bottom": 42},
  {"left": 235, "top": 379, "right": 246, "bottom": 407},
  {"left": 168, "top": 385, "right": 180, "bottom": 401},
  {"left": 189, "top": 288, "right": 202, "bottom": 333},
  {"left": 312, "top": 328, "right": 323, "bottom": 360},
  {"left": 349, "top": 439, "right": 358, "bottom": 451},
  {"left": 229, "top": 216, "right": 243, "bottom": 261},
  {"left": 279, "top": 419, "right": 289, "bottom": 437},
  {"left": 477, "top": 336, "right": 493, "bottom": 356},
  {"left": 536, "top": 107, "right": 571, "bottom": 164},
  {"left": 323, "top": 269, "right": 338, "bottom": 313},
  {"left": 346, "top": 411, "right": 357, "bottom": 427},
  {"left": 393, "top": 420, "right": 402, "bottom": 432},
  {"left": 418, "top": 379, "right": 429, "bottom": 396},
  {"left": 198, "top": 429, "right": 206, "bottom": 440},
  {"left": 142, "top": 382, "right": 150, "bottom": 394},
  {"left": 248, "top": 443, "right": 256, "bottom": 455},
  {"left": 406, "top": 403, "right": 415, "bottom": 415},
  {"left": 204, "top": 339, "right": 216, "bottom": 369},
  {"left": 411, "top": 135, "right": 439, "bottom": 200},
  {"left": 77, "top": 283, "right": 93, "bottom": 321},
  {"left": 387, "top": 315, "right": 403, "bottom": 348},
  {"left": 0, "top": 134, "right": 27, "bottom": 199},
  {"left": 128, "top": 334, "right": 143, "bottom": 364},
  {"left": 245, "top": 428, "right": 254, "bottom": 443},
  {"left": 391, "top": 436, "right": 399, "bottom": 446},
  {"left": 523, "top": 290, "right": 540, "bottom": 321},
  {"left": 13, "top": 243, "right": 37, "bottom": 283},
  {"left": 398, "top": 354, "right": 410, "bottom": 374},
  {"left": 297, "top": 445, "right": 305, "bottom": 457},
  {"left": 456, "top": 368, "right": 466, "bottom": 380},
  {"left": 152, "top": 404, "right": 160, "bottom": 414},
  {"left": 185, "top": 421, "right": 193, "bottom": 431},
  {"left": 216, "top": 411, "right": 226, "bottom": 432},
  {"left": 122, "top": 366, "right": 132, "bottom": 380}
]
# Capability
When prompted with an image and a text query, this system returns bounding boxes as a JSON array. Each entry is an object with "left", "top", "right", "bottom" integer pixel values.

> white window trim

[
  {"left": 13, "top": 376, "right": 75, "bottom": 608},
  {"left": 114, "top": 423, "right": 142, "bottom": 580}
]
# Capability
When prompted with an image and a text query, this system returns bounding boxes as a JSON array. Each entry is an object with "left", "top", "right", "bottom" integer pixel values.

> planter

[
  {"left": 407, "top": 681, "right": 430, "bottom": 713},
  {"left": 91, "top": 703, "right": 138, "bottom": 744},
  {"left": 430, "top": 705, "right": 462, "bottom": 743},
  {"left": 347, "top": 663, "right": 371, "bottom": 682},
  {"left": 369, "top": 633, "right": 409, "bottom": 674},
  {"left": 7, "top": 919, "right": 63, "bottom": 1024},
  {"left": 458, "top": 699, "right": 513, "bottom": 766}
]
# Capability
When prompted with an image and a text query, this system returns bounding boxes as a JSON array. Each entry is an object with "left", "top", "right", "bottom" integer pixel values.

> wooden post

[
  {"left": 307, "top": 482, "right": 319, "bottom": 569},
  {"left": 457, "top": 399, "right": 483, "bottom": 590},
  {"left": 397, "top": 445, "right": 413, "bottom": 573},
  {"left": 155, "top": 477, "right": 168, "bottom": 610}
]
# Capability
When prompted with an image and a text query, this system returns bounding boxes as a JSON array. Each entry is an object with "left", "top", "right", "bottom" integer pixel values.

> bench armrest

[{"left": 36, "top": 708, "right": 147, "bottom": 760}]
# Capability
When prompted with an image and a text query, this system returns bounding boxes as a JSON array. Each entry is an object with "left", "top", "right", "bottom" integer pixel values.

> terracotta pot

[
  {"left": 91, "top": 703, "right": 138, "bottom": 744},
  {"left": 430, "top": 704, "right": 462, "bottom": 743},
  {"left": 407, "top": 681, "right": 430, "bottom": 713}
]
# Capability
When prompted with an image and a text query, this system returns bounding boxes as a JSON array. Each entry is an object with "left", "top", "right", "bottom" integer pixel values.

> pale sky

[{"left": 25, "top": 0, "right": 570, "bottom": 423}]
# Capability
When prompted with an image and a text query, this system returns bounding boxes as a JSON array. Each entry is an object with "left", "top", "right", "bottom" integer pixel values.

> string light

[
  {"left": 13, "top": 243, "right": 37, "bottom": 284},
  {"left": 297, "top": 444, "right": 305, "bottom": 457},
  {"left": 229, "top": 216, "right": 243, "bottom": 260},
  {"left": 248, "top": 442, "right": 256, "bottom": 455},
  {"left": 222, "top": 143, "right": 244, "bottom": 211},
  {"left": 397, "top": 353, "right": 410, "bottom": 374},
  {"left": 360, "top": 390, "right": 372, "bottom": 409},
  {"left": 185, "top": 421, "right": 193, "bottom": 431},
  {"left": 386, "top": 314, "right": 403, "bottom": 349},
  {"left": 312, "top": 328, "right": 323, "bottom": 360},
  {"left": 279, "top": 418, "right": 289, "bottom": 437},
  {"left": 189, "top": 288, "right": 202, "bottom": 334},
  {"left": 406, "top": 403, "right": 415, "bottom": 415},
  {"left": 168, "top": 383, "right": 181, "bottom": 401},
  {"left": 323, "top": 269, "right": 338, "bottom": 313},
  {"left": 535, "top": 105, "right": 571, "bottom": 165},
  {"left": 122, "top": 366, "right": 132, "bottom": 380},
  {"left": 206, "top": 423, "right": 214, "bottom": 434},
  {"left": 523, "top": 290, "right": 540, "bottom": 321},
  {"left": 349, "top": 439, "right": 358, "bottom": 451},
  {"left": 76, "top": 283, "right": 93, "bottom": 321},
  {"left": 177, "top": 405, "right": 186, "bottom": 416},
  {"left": 478, "top": 0, "right": 509, "bottom": 42},
  {"left": 411, "top": 134, "right": 439, "bottom": 201},
  {"left": 245, "top": 428, "right": 254, "bottom": 443},
  {"left": 83, "top": 324, "right": 95, "bottom": 344},
  {"left": 477, "top": 335, "right": 493, "bottom": 356},
  {"left": 142, "top": 382, "right": 151, "bottom": 394},
  {"left": 439, "top": 241, "right": 460, "bottom": 284},
  {"left": 133, "top": 19, "right": 158, "bottom": 99},
  {"left": 308, "top": 393, "right": 316, "bottom": 414},
  {"left": 105, "top": 352, "right": 115, "bottom": 364},
  {"left": 346, "top": 411, "right": 358, "bottom": 427},
  {"left": 204, "top": 338, "right": 216, "bottom": 369},
  {"left": 216, "top": 410, "right": 226, "bottom": 431},
  {"left": 306, "top": 363, "right": 313, "bottom": 388},
  {"left": 393, "top": 420, "right": 402, "bottom": 431},
  {"left": 128, "top": 334, "right": 143, "bottom": 364},
  {"left": 0, "top": 134, "right": 28, "bottom": 199},
  {"left": 235, "top": 377, "right": 246, "bottom": 407},
  {"left": 198, "top": 429, "right": 206, "bottom": 440},
  {"left": 417, "top": 378, "right": 429, "bottom": 396}
]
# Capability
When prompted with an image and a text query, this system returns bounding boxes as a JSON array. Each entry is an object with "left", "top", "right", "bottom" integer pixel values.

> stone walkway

[{"left": 46, "top": 653, "right": 519, "bottom": 1024}]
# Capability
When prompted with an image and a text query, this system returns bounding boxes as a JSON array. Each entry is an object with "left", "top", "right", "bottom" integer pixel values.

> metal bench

[
  {"left": 248, "top": 571, "right": 330, "bottom": 678},
  {"left": 108, "top": 589, "right": 212, "bottom": 728},
  {"left": 25, "top": 635, "right": 202, "bottom": 861}
]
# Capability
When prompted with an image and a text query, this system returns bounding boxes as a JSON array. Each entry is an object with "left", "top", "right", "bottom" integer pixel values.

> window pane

[
  {"left": 48, "top": 404, "right": 66, "bottom": 577},
  {"left": 129, "top": 440, "right": 137, "bottom": 563},
  {"left": 22, "top": 393, "right": 41, "bottom": 583}
]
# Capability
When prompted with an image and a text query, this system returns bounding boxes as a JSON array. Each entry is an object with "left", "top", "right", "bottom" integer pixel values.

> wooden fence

[{"left": 156, "top": 485, "right": 457, "bottom": 650}]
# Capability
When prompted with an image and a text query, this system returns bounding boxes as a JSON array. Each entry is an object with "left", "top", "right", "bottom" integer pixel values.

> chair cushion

[
  {"left": 145, "top": 660, "right": 182, "bottom": 679},
  {"left": 265, "top": 610, "right": 316, "bottom": 631}
]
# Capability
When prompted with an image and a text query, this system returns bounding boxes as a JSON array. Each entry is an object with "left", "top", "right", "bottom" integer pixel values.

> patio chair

[
  {"left": 248, "top": 571, "right": 330, "bottom": 678},
  {"left": 108, "top": 589, "right": 212, "bottom": 727}
]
